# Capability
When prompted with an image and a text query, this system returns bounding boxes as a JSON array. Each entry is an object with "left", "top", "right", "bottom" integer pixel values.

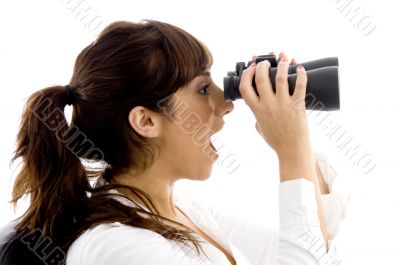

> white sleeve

[
  {"left": 207, "top": 152, "right": 348, "bottom": 265},
  {"left": 66, "top": 223, "right": 212, "bottom": 265},
  {"left": 277, "top": 178, "right": 340, "bottom": 265}
]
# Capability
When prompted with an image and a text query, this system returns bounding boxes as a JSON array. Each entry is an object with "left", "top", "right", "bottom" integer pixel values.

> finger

[
  {"left": 239, "top": 64, "right": 258, "bottom": 108},
  {"left": 275, "top": 57, "right": 290, "bottom": 99},
  {"left": 292, "top": 65, "right": 308, "bottom": 106},
  {"left": 255, "top": 60, "right": 274, "bottom": 102},
  {"left": 279, "top": 52, "right": 287, "bottom": 60}
]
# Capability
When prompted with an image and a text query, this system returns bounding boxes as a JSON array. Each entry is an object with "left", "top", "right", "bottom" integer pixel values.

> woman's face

[{"left": 158, "top": 70, "right": 234, "bottom": 181}]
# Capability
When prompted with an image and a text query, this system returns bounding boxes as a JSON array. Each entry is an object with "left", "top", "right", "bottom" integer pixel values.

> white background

[{"left": 1, "top": 0, "right": 399, "bottom": 264}]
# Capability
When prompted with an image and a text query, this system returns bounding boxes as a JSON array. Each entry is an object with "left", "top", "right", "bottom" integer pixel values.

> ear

[{"left": 128, "top": 106, "right": 161, "bottom": 138}]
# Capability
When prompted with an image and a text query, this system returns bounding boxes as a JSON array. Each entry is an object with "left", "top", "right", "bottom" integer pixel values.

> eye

[{"left": 198, "top": 84, "right": 210, "bottom": 95}]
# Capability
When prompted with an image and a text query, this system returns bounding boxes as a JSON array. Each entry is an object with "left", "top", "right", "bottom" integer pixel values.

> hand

[
  {"left": 243, "top": 53, "right": 329, "bottom": 250},
  {"left": 239, "top": 52, "right": 312, "bottom": 159}
]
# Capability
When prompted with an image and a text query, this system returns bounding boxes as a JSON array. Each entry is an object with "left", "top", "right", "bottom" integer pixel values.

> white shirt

[{"left": 67, "top": 152, "right": 348, "bottom": 265}]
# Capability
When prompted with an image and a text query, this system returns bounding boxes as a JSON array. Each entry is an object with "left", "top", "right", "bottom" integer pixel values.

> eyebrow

[
  {"left": 199, "top": 71, "right": 211, "bottom": 77},
  {"left": 190, "top": 71, "right": 211, "bottom": 89}
]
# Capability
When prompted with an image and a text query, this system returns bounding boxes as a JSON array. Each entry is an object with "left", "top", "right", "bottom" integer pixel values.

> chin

[
  {"left": 185, "top": 164, "right": 214, "bottom": 181},
  {"left": 180, "top": 147, "right": 218, "bottom": 181},
  {"left": 197, "top": 173, "right": 212, "bottom": 181}
]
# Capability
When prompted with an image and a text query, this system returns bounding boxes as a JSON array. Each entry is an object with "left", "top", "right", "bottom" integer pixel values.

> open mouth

[
  {"left": 207, "top": 137, "right": 219, "bottom": 160},
  {"left": 209, "top": 140, "right": 217, "bottom": 153}
]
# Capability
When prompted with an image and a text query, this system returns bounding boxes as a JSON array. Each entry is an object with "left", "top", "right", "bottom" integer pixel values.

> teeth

[
  {"left": 209, "top": 141, "right": 217, "bottom": 152},
  {"left": 207, "top": 133, "right": 222, "bottom": 155},
  {"left": 209, "top": 136, "right": 217, "bottom": 152}
]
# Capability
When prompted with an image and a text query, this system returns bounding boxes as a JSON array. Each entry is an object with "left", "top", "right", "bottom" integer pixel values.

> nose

[{"left": 214, "top": 86, "right": 234, "bottom": 117}]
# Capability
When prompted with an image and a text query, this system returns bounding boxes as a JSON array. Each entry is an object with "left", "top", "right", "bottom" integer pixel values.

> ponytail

[{"left": 11, "top": 85, "right": 93, "bottom": 246}]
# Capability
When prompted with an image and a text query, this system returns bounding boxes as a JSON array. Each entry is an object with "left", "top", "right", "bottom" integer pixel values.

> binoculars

[{"left": 223, "top": 55, "right": 340, "bottom": 111}]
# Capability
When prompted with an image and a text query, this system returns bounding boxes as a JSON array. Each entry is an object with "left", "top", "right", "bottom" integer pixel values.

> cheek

[
  {"left": 162, "top": 94, "right": 214, "bottom": 151},
  {"left": 185, "top": 103, "right": 213, "bottom": 131},
  {"left": 161, "top": 109, "right": 215, "bottom": 179},
  {"left": 180, "top": 104, "right": 213, "bottom": 146}
]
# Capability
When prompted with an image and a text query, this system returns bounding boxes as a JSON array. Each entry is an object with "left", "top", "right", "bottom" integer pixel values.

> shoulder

[{"left": 67, "top": 223, "right": 208, "bottom": 265}]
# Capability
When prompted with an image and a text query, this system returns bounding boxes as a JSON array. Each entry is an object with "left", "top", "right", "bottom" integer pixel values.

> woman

[{"left": 8, "top": 20, "right": 346, "bottom": 264}]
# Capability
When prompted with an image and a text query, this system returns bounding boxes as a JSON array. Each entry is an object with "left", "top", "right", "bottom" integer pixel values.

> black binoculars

[{"left": 223, "top": 55, "right": 340, "bottom": 111}]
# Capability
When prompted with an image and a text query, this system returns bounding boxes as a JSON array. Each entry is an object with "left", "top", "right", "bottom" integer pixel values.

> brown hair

[{"left": 11, "top": 20, "right": 211, "bottom": 254}]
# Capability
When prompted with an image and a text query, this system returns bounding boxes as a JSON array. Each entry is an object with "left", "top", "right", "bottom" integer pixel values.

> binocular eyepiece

[{"left": 223, "top": 55, "right": 340, "bottom": 111}]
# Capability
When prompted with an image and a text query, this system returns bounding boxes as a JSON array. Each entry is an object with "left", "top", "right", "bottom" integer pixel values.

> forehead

[
  {"left": 180, "top": 71, "right": 211, "bottom": 92},
  {"left": 200, "top": 70, "right": 211, "bottom": 77}
]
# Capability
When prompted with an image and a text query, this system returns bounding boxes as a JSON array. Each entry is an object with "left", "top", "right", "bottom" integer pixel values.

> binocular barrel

[{"left": 223, "top": 56, "right": 340, "bottom": 111}]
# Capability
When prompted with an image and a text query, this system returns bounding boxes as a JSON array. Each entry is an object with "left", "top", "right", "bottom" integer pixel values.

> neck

[{"left": 112, "top": 165, "right": 179, "bottom": 220}]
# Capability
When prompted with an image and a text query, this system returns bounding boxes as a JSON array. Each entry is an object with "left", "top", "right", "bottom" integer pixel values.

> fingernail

[{"left": 281, "top": 57, "right": 288, "bottom": 63}]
